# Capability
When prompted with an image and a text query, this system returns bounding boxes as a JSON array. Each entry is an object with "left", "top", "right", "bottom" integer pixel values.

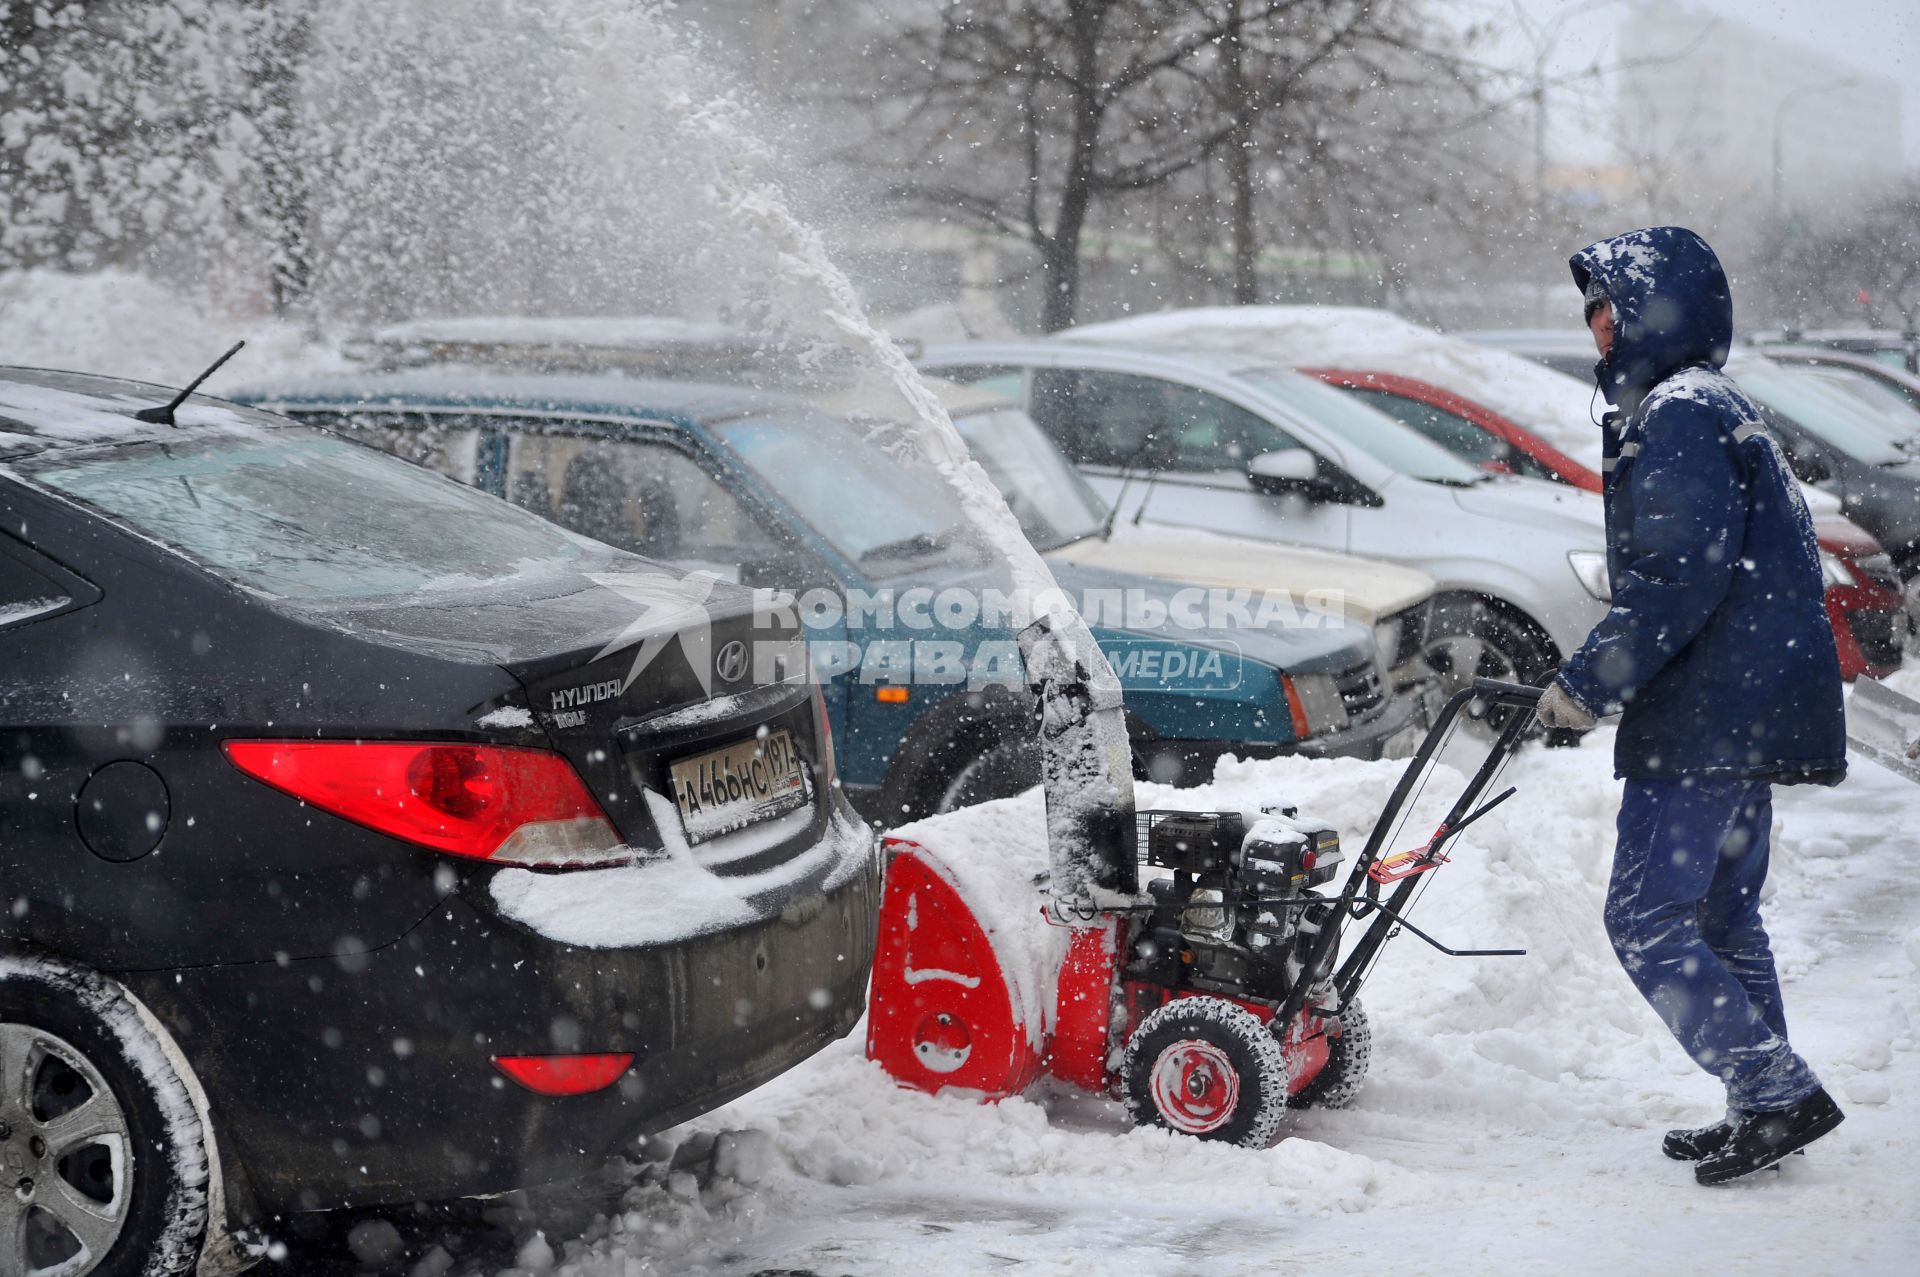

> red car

[{"left": 1309, "top": 367, "right": 1907, "bottom": 680}]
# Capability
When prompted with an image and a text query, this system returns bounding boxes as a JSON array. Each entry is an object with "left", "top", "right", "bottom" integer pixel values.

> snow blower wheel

[
  {"left": 1123, "top": 998, "right": 1291, "bottom": 1147},
  {"left": 1287, "top": 999, "right": 1371, "bottom": 1110}
]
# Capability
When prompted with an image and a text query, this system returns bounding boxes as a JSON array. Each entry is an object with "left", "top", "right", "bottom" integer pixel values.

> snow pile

[
  {"left": 0, "top": 268, "right": 335, "bottom": 392},
  {"left": 1065, "top": 305, "right": 1605, "bottom": 467}
]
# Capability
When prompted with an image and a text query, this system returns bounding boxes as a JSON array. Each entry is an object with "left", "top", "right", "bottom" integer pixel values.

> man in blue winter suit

[{"left": 1534, "top": 226, "right": 1846, "bottom": 1185}]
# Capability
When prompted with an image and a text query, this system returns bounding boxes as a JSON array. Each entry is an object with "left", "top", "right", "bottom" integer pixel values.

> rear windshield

[
  {"left": 1796, "top": 369, "right": 1920, "bottom": 441},
  {"left": 715, "top": 414, "right": 991, "bottom": 577},
  {"left": 19, "top": 431, "right": 600, "bottom": 601},
  {"left": 1737, "top": 365, "right": 1909, "bottom": 466}
]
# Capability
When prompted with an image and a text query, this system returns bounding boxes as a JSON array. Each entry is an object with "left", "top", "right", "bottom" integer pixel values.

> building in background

[{"left": 1615, "top": 1, "right": 1903, "bottom": 230}]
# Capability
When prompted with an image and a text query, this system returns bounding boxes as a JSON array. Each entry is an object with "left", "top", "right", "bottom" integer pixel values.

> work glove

[{"left": 1535, "top": 681, "right": 1597, "bottom": 732}]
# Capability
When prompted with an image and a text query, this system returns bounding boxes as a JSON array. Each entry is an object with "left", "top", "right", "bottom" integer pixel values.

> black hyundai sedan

[{"left": 0, "top": 368, "right": 879, "bottom": 1275}]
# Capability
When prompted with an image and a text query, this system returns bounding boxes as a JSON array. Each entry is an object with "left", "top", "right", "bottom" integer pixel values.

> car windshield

[
  {"left": 19, "top": 431, "right": 602, "bottom": 601},
  {"left": 1240, "top": 369, "right": 1486, "bottom": 484},
  {"left": 951, "top": 407, "right": 1107, "bottom": 550},
  {"left": 716, "top": 414, "right": 990, "bottom": 577},
  {"left": 1794, "top": 368, "right": 1920, "bottom": 444},
  {"left": 1736, "top": 364, "right": 1910, "bottom": 466}
]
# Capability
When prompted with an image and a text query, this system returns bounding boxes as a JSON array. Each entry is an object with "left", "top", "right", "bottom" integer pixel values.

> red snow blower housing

[{"left": 867, "top": 618, "right": 1538, "bottom": 1146}]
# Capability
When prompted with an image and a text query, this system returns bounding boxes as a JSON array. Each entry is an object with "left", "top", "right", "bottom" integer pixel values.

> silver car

[{"left": 916, "top": 340, "right": 1609, "bottom": 719}]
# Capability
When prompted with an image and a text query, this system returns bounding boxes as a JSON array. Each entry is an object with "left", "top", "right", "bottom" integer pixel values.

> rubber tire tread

[
  {"left": 1287, "top": 999, "right": 1371, "bottom": 1110},
  {"left": 0, "top": 961, "right": 207, "bottom": 1277},
  {"left": 1122, "top": 997, "right": 1292, "bottom": 1148}
]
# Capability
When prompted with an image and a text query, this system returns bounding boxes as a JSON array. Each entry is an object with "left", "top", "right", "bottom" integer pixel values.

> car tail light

[
  {"left": 492, "top": 1053, "right": 635, "bottom": 1096},
  {"left": 222, "top": 740, "right": 626, "bottom": 868},
  {"left": 812, "top": 685, "right": 838, "bottom": 780}
]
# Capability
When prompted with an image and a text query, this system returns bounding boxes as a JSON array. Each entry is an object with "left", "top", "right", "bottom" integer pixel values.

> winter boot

[
  {"left": 1695, "top": 1088, "right": 1844, "bottom": 1185},
  {"left": 1662, "top": 1119, "right": 1734, "bottom": 1161}
]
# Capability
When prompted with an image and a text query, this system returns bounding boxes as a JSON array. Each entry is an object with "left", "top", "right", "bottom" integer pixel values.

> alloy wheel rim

[
  {"left": 1422, "top": 633, "right": 1519, "bottom": 741},
  {"left": 0, "top": 1022, "right": 132, "bottom": 1277}
]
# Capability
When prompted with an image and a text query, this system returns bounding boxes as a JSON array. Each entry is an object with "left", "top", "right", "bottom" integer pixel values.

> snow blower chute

[{"left": 867, "top": 618, "right": 1538, "bottom": 1145}]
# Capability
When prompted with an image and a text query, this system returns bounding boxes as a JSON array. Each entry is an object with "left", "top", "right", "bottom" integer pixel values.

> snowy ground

[{"left": 291, "top": 707, "right": 1920, "bottom": 1277}]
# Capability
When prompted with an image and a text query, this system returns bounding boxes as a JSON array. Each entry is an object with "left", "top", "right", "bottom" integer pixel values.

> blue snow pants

[{"left": 1606, "top": 778, "right": 1820, "bottom": 1112}]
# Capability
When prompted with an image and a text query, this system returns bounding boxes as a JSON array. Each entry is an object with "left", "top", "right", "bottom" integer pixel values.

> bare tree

[
  {"left": 860, "top": 2, "right": 1276, "bottom": 328},
  {"left": 855, "top": 0, "right": 1517, "bottom": 328},
  {"left": 1754, "top": 177, "right": 1920, "bottom": 330}
]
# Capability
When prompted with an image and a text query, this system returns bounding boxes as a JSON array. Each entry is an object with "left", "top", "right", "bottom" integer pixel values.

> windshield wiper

[
  {"left": 1100, "top": 431, "right": 1168, "bottom": 541},
  {"left": 859, "top": 527, "right": 953, "bottom": 564}
]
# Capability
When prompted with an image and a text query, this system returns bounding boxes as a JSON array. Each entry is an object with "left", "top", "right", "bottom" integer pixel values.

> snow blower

[{"left": 866, "top": 616, "right": 1539, "bottom": 1146}]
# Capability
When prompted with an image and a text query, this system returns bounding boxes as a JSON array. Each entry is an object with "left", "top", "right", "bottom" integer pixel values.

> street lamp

[{"left": 1772, "top": 76, "right": 1858, "bottom": 224}]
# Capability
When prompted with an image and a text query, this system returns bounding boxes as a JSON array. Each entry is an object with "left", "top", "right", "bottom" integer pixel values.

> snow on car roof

[
  {"left": 346, "top": 314, "right": 880, "bottom": 394},
  {"left": 1063, "top": 306, "right": 1602, "bottom": 462},
  {"left": 369, "top": 314, "right": 746, "bottom": 349},
  {"left": 923, "top": 336, "right": 1282, "bottom": 381},
  {"left": 0, "top": 367, "right": 278, "bottom": 453},
  {"left": 239, "top": 367, "right": 811, "bottom": 429}
]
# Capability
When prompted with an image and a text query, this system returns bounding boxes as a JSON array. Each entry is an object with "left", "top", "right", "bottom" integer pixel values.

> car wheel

[
  {"left": 1422, "top": 598, "right": 1559, "bottom": 743},
  {"left": 0, "top": 958, "right": 208, "bottom": 1277},
  {"left": 932, "top": 736, "right": 1043, "bottom": 814}
]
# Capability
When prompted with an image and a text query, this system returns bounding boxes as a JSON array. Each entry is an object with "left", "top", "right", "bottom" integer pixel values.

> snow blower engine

[{"left": 866, "top": 616, "right": 1538, "bottom": 1146}]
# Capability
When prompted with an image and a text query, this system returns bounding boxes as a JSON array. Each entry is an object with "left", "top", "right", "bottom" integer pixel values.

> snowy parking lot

[{"left": 297, "top": 703, "right": 1919, "bottom": 1277}]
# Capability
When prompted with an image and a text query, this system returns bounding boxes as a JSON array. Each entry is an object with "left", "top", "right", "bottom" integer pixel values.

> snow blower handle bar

[
  {"left": 1272, "top": 677, "right": 1543, "bottom": 1026},
  {"left": 1469, "top": 677, "right": 1546, "bottom": 706}
]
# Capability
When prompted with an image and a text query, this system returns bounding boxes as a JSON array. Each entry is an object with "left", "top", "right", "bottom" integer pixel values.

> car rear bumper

[{"left": 119, "top": 807, "right": 881, "bottom": 1216}]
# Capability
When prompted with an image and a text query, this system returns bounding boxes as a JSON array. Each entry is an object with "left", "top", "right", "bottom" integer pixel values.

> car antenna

[{"left": 135, "top": 340, "right": 246, "bottom": 426}]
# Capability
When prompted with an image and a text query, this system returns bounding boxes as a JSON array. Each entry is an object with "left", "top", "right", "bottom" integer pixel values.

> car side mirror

[
  {"left": 1246, "top": 448, "right": 1381, "bottom": 507},
  {"left": 1247, "top": 448, "right": 1319, "bottom": 490}
]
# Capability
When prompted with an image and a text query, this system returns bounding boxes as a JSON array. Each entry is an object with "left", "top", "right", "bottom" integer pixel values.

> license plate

[{"left": 669, "top": 729, "right": 808, "bottom": 843}]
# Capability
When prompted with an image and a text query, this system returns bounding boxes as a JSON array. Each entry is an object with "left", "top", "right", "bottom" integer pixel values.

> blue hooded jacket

[{"left": 1558, "top": 226, "right": 1845, "bottom": 786}]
